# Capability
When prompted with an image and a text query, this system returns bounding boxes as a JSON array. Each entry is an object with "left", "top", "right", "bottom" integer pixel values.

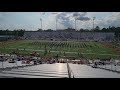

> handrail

[{"left": 67, "top": 61, "right": 75, "bottom": 78}]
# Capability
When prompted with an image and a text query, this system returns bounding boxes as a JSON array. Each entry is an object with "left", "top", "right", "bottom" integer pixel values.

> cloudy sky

[{"left": 0, "top": 12, "right": 120, "bottom": 30}]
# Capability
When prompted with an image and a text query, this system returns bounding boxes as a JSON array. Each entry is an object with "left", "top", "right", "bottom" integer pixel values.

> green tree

[{"left": 95, "top": 26, "right": 100, "bottom": 31}]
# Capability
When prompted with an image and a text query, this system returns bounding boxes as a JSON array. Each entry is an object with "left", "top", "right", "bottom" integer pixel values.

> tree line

[
  {"left": 38, "top": 26, "right": 120, "bottom": 33},
  {"left": 0, "top": 26, "right": 120, "bottom": 37},
  {"left": 0, "top": 29, "right": 25, "bottom": 37}
]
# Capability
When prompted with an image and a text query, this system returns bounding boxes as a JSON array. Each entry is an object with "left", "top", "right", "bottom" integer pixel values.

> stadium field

[{"left": 0, "top": 40, "right": 120, "bottom": 59}]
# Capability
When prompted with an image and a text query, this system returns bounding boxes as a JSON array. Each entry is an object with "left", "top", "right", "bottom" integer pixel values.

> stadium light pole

[
  {"left": 93, "top": 17, "right": 96, "bottom": 31},
  {"left": 75, "top": 18, "right": 77, "bottom": 31},
  {"left": 40, "top": 18, "right": 42, "bottom": 30},
  {"left": 56, "top": 17, "right": 57, "bottom": 30},
  {"left": 40, "top": 12, "right": 46, "bottom": 30},
  {"left": 51, "top": 12, "right": 58, "bottom": 30}
]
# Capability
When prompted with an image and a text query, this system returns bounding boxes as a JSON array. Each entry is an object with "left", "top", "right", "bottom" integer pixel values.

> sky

[{"left": 0, "top": 12, "right": 120, "bottom": 31}]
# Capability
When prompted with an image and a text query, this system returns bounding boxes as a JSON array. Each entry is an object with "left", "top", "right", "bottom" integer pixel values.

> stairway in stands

[{"left": 0, "top": 63, "right": 68, "bottom": 78}]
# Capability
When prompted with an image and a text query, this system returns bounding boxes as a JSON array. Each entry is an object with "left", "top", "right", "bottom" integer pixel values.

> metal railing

[{"left": 67, "top": 62, "right": 75, "bottom": 78}]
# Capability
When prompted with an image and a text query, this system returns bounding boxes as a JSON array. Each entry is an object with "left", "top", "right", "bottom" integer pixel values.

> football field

[{"left": 0, "top": 40, "right": 120, "bottom": 59}]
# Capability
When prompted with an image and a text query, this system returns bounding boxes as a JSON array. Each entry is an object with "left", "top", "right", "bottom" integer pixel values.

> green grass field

[{"left": 0, "top": 40, "right": 120, "bottom": 59}]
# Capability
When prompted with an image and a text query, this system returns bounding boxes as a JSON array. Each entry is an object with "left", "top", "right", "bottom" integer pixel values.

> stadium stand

[{"left": 23, "top": 31, "right": 115, "bottom": 42}]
